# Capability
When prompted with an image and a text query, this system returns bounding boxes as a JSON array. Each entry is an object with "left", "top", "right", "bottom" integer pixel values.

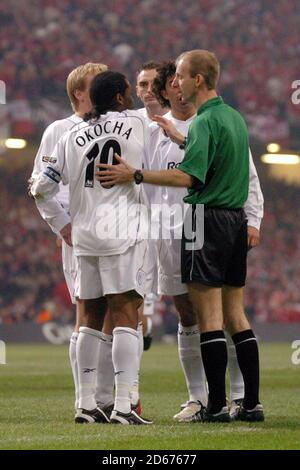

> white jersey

[
  {"left": 31, "top": 110, "right": 151, "bottom": 257},
  {"left": 32, "top": 114, "right": 82, "bottom": 233},
  {"left": 137, "top": 107, "right": 153, "bottom": 126}
]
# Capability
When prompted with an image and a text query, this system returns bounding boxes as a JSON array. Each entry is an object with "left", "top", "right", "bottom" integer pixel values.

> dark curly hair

[
  {"left": 84, "top": 71, "right": 128, "bottom": 121},
  {"left": 152, "top": 61, "right": 176, "bottom": 108}
]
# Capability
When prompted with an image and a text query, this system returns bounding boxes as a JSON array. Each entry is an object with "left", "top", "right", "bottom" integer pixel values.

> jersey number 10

[{"left": 84, "top": 139, "right": 121, "bottom": 189}]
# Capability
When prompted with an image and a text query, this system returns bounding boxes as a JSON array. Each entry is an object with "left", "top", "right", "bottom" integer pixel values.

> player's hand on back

[{"left": 60, "top": 223, "right": 72, "bottom": 247}]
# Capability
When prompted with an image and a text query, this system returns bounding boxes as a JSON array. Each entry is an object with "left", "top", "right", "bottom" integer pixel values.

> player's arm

[
  {"left": 244, "top": 148, "right": 264, "bottom": 248},
  {"left": 30, "top": 126, "right": 71, "bottom": 234},
  {"left": 31, "top": 136, "right": 72, "bottom": 244},
  {"left": 96, "top": 153, "right": 193, "bottom": 188}
]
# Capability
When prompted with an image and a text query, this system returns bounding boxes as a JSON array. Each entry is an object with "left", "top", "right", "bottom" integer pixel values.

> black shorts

[{"left": 181, "top": 206, "right": 248, "bottom": 287}]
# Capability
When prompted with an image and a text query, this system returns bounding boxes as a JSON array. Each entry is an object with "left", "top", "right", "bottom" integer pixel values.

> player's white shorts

[
  {"left": 75, "top": 240, "right": 150, "bottom": 299},
  {"left": 157, "top": 238, "right": 188, "bottom": 296},
  {"left": 144, "top": 239, "right": 158, "bottom": 295},
  {"left": 62, "top": 241, "right": 78, "bottom": 304}
]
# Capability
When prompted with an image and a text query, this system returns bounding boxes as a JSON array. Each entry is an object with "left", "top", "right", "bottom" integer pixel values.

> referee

[{"left": 97, "top": 50, "right": 264, "bottom": 423}]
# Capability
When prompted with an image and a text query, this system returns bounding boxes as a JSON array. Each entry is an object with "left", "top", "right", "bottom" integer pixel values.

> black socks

[
  {"left": 232, "top": 329, "right": 260, "bottom": 410},
  {"left": 200, "top": 330, "right": 227, "bottom": 414}
]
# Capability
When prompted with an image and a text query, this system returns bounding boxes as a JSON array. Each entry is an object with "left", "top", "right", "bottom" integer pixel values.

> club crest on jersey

[{"left": 42, "top": 156, "right": 57, "bottom": 164}]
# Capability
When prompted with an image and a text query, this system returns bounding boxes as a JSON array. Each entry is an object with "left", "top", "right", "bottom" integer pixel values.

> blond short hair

[
  {"left": 67, "top": 62, "right": 108, "bottom": 111},
  {"left": 177, "top": 50, "right": 220, "bottom": 90}
]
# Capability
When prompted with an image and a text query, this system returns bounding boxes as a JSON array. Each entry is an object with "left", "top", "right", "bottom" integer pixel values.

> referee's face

[{"left": 174, "top": 58, "right": 197, "bottom": 104}]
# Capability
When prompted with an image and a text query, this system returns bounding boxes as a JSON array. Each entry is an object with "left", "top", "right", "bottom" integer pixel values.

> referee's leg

[
  {"left": 188, "top": 283, "right": 228, "bottom": 416},
  {"left": 223, "top": 286, "right": 261, "bottom": 412}
]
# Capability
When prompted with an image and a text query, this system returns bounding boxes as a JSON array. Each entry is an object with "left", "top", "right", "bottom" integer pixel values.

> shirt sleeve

[
  {"left": 243, "top": 148, "right": 264, "bottom": 230},
  {"left": 31, "top": 135, "right": 71, "bottom": 232},
  {"left": 178, "top": 118, "right": 210, "bottom": 184}
]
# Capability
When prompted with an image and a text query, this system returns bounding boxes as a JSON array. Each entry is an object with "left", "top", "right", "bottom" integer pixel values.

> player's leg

[
  {"left": 222, "top": 216, "right": 264, "bottom": 421},
  {"left": 61, "top": 240, "right": 82, "bottom": 410},
  {"left": 188, "top": 283, "right": 229, "bottom": 421},
  {"left": 74, "top": 255, "right": 109, "bottom": 423},
  {"left": 108, "top": 290, "right": 140, "bottom": 415},
  {"left": 173, "top": 293, "right": 208, "bottom": 422},
  {"left": 99, "top": 241, "right": 153, "bottom": 424},
  {"left": 75, "top": 296, "right": 109, "bottom": 423},
  {"left": 95, "top": 310, "right": 115, "bottom": 414},
  {"left": 130, "top": 306, "right": 144, "bottom": 414},
  {"left": 142, "top": 294, "right": 155, "bottom": 350},
  {"left": 225, "top": 330, "right": 244, "bottom": 414}
]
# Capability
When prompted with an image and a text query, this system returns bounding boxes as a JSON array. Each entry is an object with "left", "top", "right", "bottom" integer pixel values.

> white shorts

[
  {"left": 157, "top": 238, "right": 188, "bottom": 296},
  {"left": 62, "top": 241, "right": 78, "bottom": 304},
  {"left": 75, "top": 240, "right": 150, "bottom": 299},
  {"left": 144, "top": 239, "right": 158, "bottom": 295}
]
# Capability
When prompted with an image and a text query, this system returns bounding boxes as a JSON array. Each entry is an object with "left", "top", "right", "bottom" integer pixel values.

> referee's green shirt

[{"left": 178, "top": 96, "right": 249, "bottom": 208}]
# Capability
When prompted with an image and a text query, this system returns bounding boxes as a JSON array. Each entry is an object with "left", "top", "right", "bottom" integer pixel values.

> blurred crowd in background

[
  {"left": 0, "top": 0, "right": 300, "bottom": 328},
  {"left": 1, "top": 0, "right": 300, "bottom": 147}
]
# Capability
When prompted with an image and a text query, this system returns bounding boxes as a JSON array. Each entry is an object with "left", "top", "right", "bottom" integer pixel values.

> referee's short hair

[{"left": 177, "top": 50, "right": 220, "bottom": 90}]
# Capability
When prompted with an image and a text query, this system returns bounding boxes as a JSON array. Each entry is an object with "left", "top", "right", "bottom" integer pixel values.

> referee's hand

[
  {"left": 247, "top": 225, "right": 260, "bottom": 249},
  {"left": 153, "top": 115, "right": 185, "bottom": 145}
]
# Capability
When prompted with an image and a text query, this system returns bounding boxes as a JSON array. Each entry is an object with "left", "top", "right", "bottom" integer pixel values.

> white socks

[
  {"left": 226, "top": 332, "right": 245, "bottom": 401},
  {"left": 77, "top": 326, "right": 101, "bottom": 410},
  {"left": 69, "top": 331, "right": 79, "bottom": 409},
  {"left": 112, "top": 327, "right": 139, "bottom": 414},
  {"left": 178, "top": 323, "right": 208, "bottom": 406},
  {"left": 130, "top": 322, "right": 143, "bottom": 407},
  {"left": 95, "top": 332, "right": 114, "bottom": 408}
]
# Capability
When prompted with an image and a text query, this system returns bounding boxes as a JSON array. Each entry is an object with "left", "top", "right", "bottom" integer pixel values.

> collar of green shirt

[{"left": 197, "top": 96, "right": 224, "bottom": 115}]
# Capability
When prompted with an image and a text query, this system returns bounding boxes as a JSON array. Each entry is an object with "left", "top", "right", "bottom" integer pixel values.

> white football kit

[
  {"left": 147, "top": 111, "right": 264, "bottom": 296},
  {"left": 32, "top": 114, "right": 82, "bottom": 303},
  {"left": 32, "top": 110, "right": 152, "bottom": 299}
]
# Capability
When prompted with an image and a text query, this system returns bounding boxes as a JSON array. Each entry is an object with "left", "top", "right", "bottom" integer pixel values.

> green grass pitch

[{"left": 0, "top": 342, "right": 299, "bottom": 450}]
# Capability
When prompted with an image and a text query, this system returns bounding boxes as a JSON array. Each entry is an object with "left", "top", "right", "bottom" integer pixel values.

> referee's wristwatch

[
  {"left": 179, "top": 136, "right": 187, "bottom": 150},
  {"left": 133, "top": 169, "right": 144, "bottom": 184}
]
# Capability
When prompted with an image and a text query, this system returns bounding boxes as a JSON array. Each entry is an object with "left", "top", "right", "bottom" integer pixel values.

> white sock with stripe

[
  {"left": 178, "top": 324, "right": 208, "bottom": 405},
  {"left": 95, "top": 332, "right": 114, "bottom": 408},
  {"left": 77, "top": 326, "right": 101, "bottom": 410},
  {"left": 113, "top": 327, "right": 139, "bottom": 414},
  {"left": 69, "top": 331, "right": 79, "bottom": 409}
]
